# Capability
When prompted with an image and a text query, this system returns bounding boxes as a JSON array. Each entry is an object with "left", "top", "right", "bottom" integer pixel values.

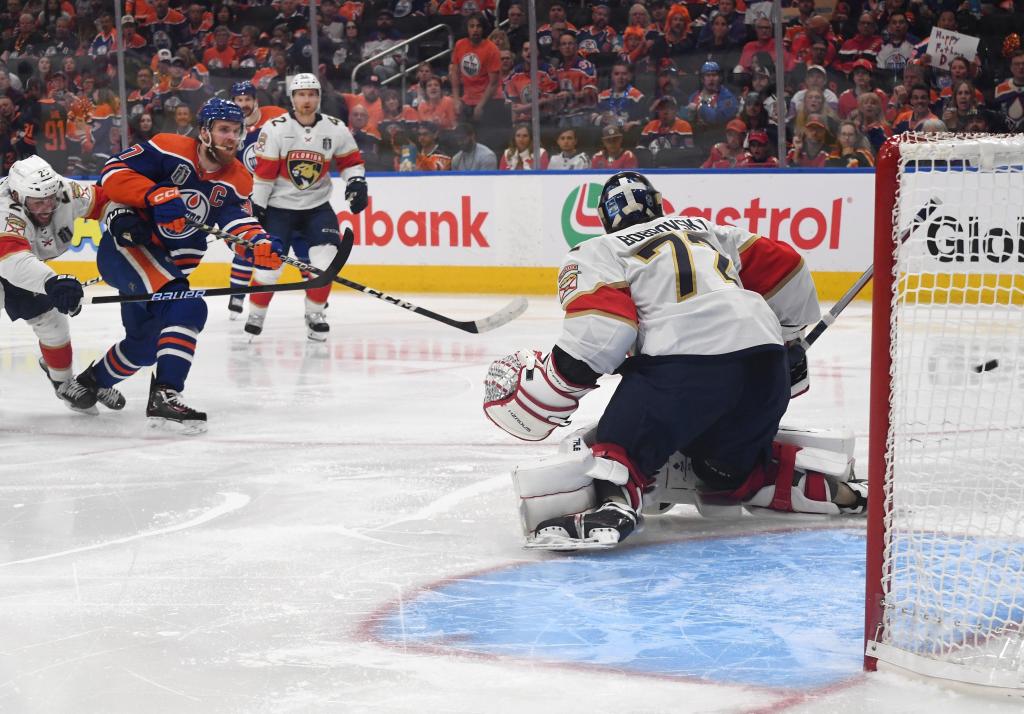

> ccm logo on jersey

[{"left": 286, "top": 150, "right": 325, "bottom": 190}]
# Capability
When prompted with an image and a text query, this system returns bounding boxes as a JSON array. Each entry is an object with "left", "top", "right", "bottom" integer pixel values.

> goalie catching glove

[{"left": 484, "top": 349, "right": 596, "bottom": 441}]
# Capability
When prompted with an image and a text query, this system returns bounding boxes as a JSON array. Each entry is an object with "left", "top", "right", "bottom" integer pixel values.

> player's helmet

[
  {"left": 7, "top": 156, "right": 60, "bottom": 201},
  {"left": 230, "top": 80, "right": 256, "bottom": 98},
  {"left": 597, "top": 171, "right": 664, "bottom": 233},
  {"left": 197, "top": 97, "right": 244, "bottom": 128},
  {"left": 290, "top": 73, "right": 321, "bottom": 96},
  {"left": 699, "top": 61, "right": 721, "bottom": 75}
]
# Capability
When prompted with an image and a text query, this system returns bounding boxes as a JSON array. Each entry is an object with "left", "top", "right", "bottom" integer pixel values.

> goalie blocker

[{"left": 513, "top": 424, "right": 867, "bottom": 550}]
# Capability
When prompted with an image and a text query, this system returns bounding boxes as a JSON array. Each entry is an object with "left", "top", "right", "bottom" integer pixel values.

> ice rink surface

[{"left": 1, "top": 292, "right": 1021, "bottom": 714}]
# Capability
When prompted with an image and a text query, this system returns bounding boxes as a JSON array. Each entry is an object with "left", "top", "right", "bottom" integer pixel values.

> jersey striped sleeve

[
  {"left": 555, "top": 242, "right": 639, "bottom": 375},
  {"left": 733, "top": 232, "right": 820, "bottom": 336},
  {"left": 0, "top": 234, "right": 54, "bottom": 292}
]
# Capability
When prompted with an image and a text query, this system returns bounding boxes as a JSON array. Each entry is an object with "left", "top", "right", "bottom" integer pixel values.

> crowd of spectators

[{"left": 0, "top": 0, "right": 1022, "bottom": 174}]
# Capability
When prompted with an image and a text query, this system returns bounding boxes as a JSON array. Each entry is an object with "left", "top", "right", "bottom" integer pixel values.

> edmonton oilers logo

[
  {"left": 461, "top": 53, "right": 481, "bottom": 77},
  {"left": 243, "top": 142, "right": 258, "bottom": 173},
  {"left": 158, "top": 189, "right": 210, "bottom": 240}
]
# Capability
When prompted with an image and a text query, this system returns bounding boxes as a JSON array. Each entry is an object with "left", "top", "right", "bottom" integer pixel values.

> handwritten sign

[{"left": 926, "top": 28, "right": 979, "bottom": 71}]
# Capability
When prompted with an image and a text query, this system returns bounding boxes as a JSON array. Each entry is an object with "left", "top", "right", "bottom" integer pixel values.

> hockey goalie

[{"left": 483, "top": 171, "right": 867, "bottom": 550}]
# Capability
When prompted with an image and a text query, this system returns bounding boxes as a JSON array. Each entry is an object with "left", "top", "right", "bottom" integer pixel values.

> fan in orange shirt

[{"left": 415, "top": 75, "right": 458, "bottom": 130}]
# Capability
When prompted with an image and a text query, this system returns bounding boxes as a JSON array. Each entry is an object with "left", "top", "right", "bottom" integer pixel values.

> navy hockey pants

[{"left": 595, "top": 346, "right": 791, "bottom": 483}]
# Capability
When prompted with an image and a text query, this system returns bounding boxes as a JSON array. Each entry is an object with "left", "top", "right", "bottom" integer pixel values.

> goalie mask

[{"left": 597, "top": 171, "right": 664, "bottom": 233}]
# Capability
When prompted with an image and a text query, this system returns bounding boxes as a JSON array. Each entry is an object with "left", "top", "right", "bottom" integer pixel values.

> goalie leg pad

[
  {"left": 775, "top": 424, "right": 856, "bottom": 461},
  {"left": 740, "top": 443, "right": 865, "bottom": 516},
  {"left": 513, "top": 450, "right": 598, "bottom": 535},
  {"left": 557, "top": 423, "right": 598, "bottom": 454}
]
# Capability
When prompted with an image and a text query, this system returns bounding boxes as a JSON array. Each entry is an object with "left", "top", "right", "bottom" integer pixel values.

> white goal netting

[{"left": 867, "top": 134, "right": 1024, "bottom": 690}]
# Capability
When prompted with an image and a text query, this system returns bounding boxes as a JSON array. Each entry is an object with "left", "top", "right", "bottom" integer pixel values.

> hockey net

[{"left": 865, "top": 133, "right": 1024, "bottom": 690}]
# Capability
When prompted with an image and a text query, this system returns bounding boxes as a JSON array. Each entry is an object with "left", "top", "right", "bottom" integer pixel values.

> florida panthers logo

[
  {"left": 157, "top": 188, "right": 210, "bottom": 240},
  {"left": 286, "top": 150, "right": 326, "bottom": 190}
]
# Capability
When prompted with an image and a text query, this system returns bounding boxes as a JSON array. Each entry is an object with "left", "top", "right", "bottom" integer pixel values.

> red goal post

[{"left": 865, "top": 132, "right": 1024, "bottom": 690}]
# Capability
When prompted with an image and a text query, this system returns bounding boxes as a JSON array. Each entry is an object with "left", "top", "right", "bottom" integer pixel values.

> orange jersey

[
  {"left": 102, "top": 134, "right": 252, "bottom": 209},
  {"left": 452, "top": 38, "right": 501, "bottom": 106}
]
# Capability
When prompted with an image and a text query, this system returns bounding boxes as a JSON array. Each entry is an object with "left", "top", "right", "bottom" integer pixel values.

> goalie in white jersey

[
  {"left": 247, "top": 73, "right": 368, "bottom": 341},
  {"left": 0, "top": 156, "right": 125, "bottom": 414},
  {"left": 484, "top": 172, "right": 866, "bottom": 550}
]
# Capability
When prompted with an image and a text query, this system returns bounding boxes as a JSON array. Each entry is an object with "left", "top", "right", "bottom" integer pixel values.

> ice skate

[
  {"left": 147, "top": 376, "right": 207, "bottom": 435},
  {"left": 39, "top": 357, "right": 98, "bottom": 414},
  {"left": 244, "top": 311, "right": 265, "bottom": 340},
  {"left": 527, "top": 501, "right": 640, "bottom": 551},
  {"left": 228, "top": 294, "right": 245, "bottom": 320},
  {"left": 74, "top": 363, "right": 126, "bottom": 410},
  {"left": 305, "top": 311, "right": 329, "bottom": 342}
]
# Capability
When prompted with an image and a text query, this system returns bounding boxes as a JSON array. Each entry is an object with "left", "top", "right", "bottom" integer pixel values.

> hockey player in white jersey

[
  {"left": 247, "top": 73, "right": 368, "bottom": 341},
  {"left": 484, "top": 171, "right": 866, "bottom": 550},
  {"left": 0, "top": 156, "right": 125, "bottom": 414}
]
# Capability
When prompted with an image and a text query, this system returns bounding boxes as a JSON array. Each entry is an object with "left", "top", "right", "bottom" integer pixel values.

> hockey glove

[
  {"left": 247, "top": 234, "right": 284, "bottom": 270},
  {"left": 252, "top": 203, "right": 267, "bottom": 225},
  {"left": 44, "top": 274, "right": 84, "bottom": 316},
  {"left": 344, "top": 176, "right": 368, "bottom": 214},
  {"left": 484, "top": 350, "right": 596, "bottom": 441},
  {"left": 107, "top": 207, "right": 152, "bottom": 247},
  {"left": 787, "top": 339, "right": 809, "bottom": 398},
  {"left": 144, "top": 183, "right": 187, "bottom": 234}
]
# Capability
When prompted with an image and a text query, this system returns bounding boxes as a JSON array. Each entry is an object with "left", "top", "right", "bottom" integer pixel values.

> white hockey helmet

[
  {"left": 8, "top": 156, "right": 60, "bottom": 201},
  {"left": 290, "top": 72, "right": 321, "bottom": 97}
]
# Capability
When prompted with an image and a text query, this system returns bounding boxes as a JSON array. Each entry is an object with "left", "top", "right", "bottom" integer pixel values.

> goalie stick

[
  {"left": 87, "top": 229, "right": 352, "bottom": 305},
  {"left": 189, "top": 220, "right": 529, "bottom": 334},
  {"left": 804, "top": 198, "right": 942, "bottom": 347}
]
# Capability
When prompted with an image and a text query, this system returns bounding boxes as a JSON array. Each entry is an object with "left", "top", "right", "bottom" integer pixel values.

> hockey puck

[{"left": 973, "top": 359, "right": 999, "bottom": 373}]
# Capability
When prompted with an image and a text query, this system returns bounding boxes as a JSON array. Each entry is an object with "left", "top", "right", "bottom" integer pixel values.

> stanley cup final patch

[{"left": 286, "top": 150, "right": 326, "bottom": 190}]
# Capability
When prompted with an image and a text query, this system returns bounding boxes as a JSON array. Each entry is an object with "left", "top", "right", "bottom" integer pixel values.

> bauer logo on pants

[{"left": 286, "top": 150, "right": 326, "bottom": 190}]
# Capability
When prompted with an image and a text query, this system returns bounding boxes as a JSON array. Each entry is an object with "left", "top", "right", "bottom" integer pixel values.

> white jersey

[
  {"left": 547, "top": 152, "right": 590, "bottom": 170},
  {"left": 556, "top": 214, "right": 820, "bottom": 375},
  {"left": 251, "top": 111, "right": 365, "bottom": 211},
  {"left": 0, "top": 177, "right": 99, "bottom": 294}
]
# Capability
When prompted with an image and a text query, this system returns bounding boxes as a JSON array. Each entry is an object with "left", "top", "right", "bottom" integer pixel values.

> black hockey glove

[
  {"left": 345, "top": 176, "right": 368, "bottom": 214},
  {"left": 44, "top": 274, "right": 84, "bottom": 316},
  {"left": 787, "top": 339, "right": 809, "bottom": 398},
  {"left": 107, "top": 207, "right": 151, "bottom": 247}
]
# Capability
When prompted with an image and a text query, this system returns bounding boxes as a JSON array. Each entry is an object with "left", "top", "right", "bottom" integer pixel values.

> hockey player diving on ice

[{"left": 484, "top": 171, "right": 868, "bottom": 551}]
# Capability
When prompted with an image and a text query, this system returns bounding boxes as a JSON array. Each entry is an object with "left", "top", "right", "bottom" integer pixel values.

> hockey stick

[
  {"left": 804, "top": 198, "right": 942, "bottom": 347},
  {"left": 87, "top": 230, "right": 352, "bottom": 305},
  {"left": 190, "top": 220, "right": 529, "bottom": 334}
]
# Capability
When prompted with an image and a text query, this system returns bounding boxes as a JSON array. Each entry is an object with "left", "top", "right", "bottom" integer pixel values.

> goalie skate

[{"left": 526, "top": 501, "right": 640, "bottom": 551}]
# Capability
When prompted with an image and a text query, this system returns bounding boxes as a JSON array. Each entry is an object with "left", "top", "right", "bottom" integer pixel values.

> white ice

[{"left": 1, "top": 292, "right": 1021, "bottom": 713}]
